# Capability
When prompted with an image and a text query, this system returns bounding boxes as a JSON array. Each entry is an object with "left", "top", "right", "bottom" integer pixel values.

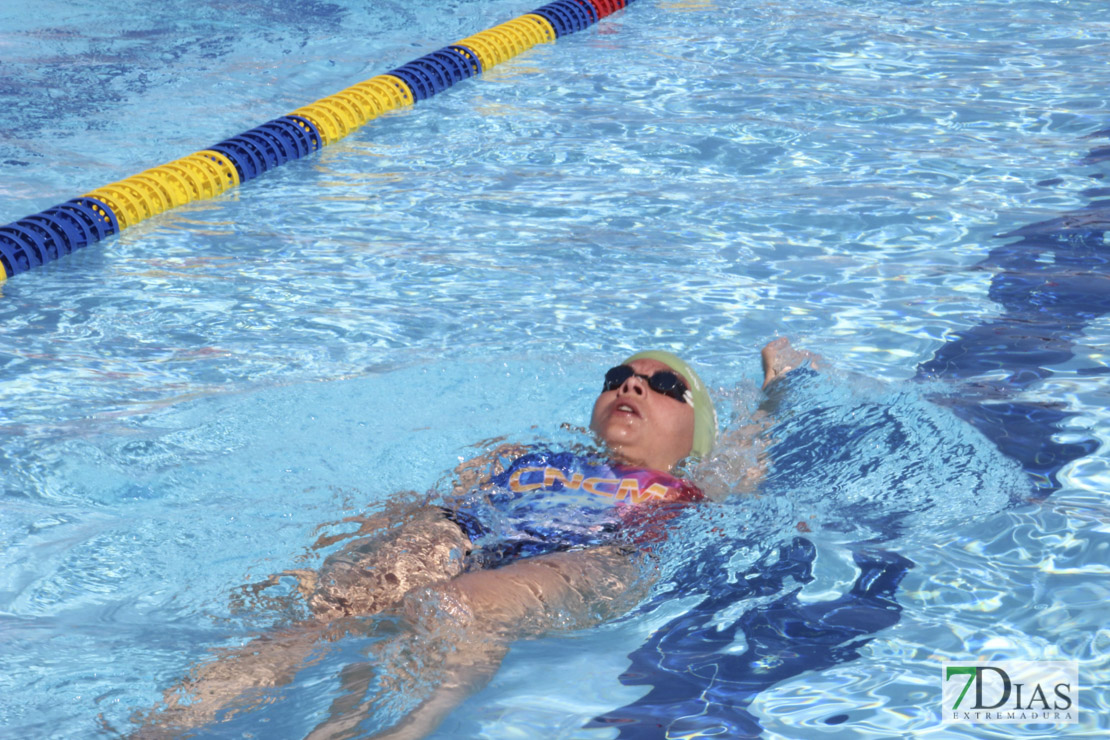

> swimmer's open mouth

[{"left": 614, "top": 402, "right": 641, "bottom": 417}]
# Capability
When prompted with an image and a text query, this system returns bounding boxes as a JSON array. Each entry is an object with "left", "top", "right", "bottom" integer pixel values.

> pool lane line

[{"left": 0, "top": 0, "right": 637, "bottom": 282}]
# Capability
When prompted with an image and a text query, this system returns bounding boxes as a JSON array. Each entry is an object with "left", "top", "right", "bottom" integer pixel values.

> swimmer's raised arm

[{"left": 703, "top": 338, "right": 823, "bottom": 495}]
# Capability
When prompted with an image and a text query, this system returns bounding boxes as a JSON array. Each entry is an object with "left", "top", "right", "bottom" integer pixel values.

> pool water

[{"left": 1, "top": 0, "right": 1108, "bottom": 737}]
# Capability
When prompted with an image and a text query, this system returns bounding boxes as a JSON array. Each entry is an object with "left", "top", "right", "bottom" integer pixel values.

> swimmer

[{"left": 134, "top": 339, "right": 814, "bottom": 740}]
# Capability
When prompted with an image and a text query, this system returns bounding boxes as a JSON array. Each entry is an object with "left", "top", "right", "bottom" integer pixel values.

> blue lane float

[
  {"left": 534, "top": 0, "right": 600, "bottom": 36},
  {"left": 0, "top": 0, "right": 638, "bottom": 282},
  {"left": 0, "top": 198, "right": 119, "bottom": 277}
]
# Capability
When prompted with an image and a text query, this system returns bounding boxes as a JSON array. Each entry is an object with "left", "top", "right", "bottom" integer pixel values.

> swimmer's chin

[
  {"left": 586, "top": 429, "right": 635, "bottom": 465},
  {"left": 597, "top": 440, "right": 657, "bottom": 471},
  {"left": 585, "top": 426, "right": 663, "bottom": 470}
]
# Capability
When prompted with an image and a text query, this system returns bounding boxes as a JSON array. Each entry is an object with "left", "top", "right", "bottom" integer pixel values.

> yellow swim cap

[{"left": 623, "top": 350, "right": 717, "bottom": 460}]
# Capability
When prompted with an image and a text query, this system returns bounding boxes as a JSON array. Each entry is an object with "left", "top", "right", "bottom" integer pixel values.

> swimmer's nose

[{"left": 619, "top": 375, "right": 647, "bottom": 396}]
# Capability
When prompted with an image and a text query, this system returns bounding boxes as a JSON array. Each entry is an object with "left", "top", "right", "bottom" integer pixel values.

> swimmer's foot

[{"left": 761, "top": 337, "right": 821, "bottom": 389}]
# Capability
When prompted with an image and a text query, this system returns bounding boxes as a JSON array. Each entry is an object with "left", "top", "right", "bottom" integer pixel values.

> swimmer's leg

[
  {"left": 309, "top": 506, "right": 472, "bottom": 620},
  {"left": 440, "top": 544, "right": 644, "bottom": 633},
  {"left": 133, "top": 622, "right": 333, "bottom": 737},
  {"left": 306, "top": 546, "right": 647, "bottom": 740},
  {"left": 304, "top": 631, "right": 508, "bottom": 740},
  {"left": 136, "top": 508, "right": 470, "bottom": 735}
]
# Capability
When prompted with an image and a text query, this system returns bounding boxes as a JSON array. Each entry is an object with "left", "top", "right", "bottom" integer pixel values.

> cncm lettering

[{"left": 946, "top": 666, "right": 1073, "bottom": 711}]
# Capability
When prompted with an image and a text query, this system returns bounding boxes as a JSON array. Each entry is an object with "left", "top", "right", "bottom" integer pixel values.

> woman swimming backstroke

[
  {"left": 305, "top": 350, "right": 714, "bottom": 623},
  {"left": 136, "top": 340, "right": 814, "bottom": 739}
]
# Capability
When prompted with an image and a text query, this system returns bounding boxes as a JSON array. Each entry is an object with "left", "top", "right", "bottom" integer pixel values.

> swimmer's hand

[
  {"left": 452, "top": 442, "right": 529, "bottom": 495},
  {"left": 761, "top": 337, "right": 822, "bottom": 389}
]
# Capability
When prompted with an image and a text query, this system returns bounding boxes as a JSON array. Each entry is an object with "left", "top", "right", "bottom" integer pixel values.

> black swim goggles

[{"left": 603, "top": 365, "right": 690, "bottom": 404}]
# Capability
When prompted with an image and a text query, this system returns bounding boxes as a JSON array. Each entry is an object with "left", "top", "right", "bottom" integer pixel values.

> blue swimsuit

[{"left": 445, "top": 449, "right": 703, "bottom": 569}]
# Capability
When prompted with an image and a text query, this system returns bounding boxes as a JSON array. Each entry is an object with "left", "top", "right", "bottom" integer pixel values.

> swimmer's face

[{"left": 589, "top": 358, "right": 696, "bottom": 473}]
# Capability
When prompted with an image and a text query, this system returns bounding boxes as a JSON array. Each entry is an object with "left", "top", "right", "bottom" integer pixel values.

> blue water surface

[{"left": 1, "top": 0, "right": 1108, "bottom": 737}]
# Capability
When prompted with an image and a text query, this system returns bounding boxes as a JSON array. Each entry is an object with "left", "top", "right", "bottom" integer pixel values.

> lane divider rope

[{"left": 0, "top": 0, "right": 635, "bottom": 282}]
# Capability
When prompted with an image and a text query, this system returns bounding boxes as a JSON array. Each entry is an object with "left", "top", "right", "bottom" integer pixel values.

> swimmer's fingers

[
  {"left": 469, "top": 435, "right": 509, "bottom": 449},
  {"left": 227, "top": 573, "right": 284, "bottom": 614},
  {"left": 451, "top": 462, "right": 484, "bottom": 496},
  {"left": 452, "top": 443, "right": 526, "bottom": 493},
  {"left": 760, "top": 337, "right": 823, "bottom": 389},
  {"left": 283, "top": 568, "right": 318, "bottom": 600},
  {"left": 307, "top": 510, "right": 399, "bottom": 551},
  {"left": 492, "top": 442, "right": 528, "bottom": 457},
  {"left": 455, "top": 442, "right": 527, "bottom": 472}
]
